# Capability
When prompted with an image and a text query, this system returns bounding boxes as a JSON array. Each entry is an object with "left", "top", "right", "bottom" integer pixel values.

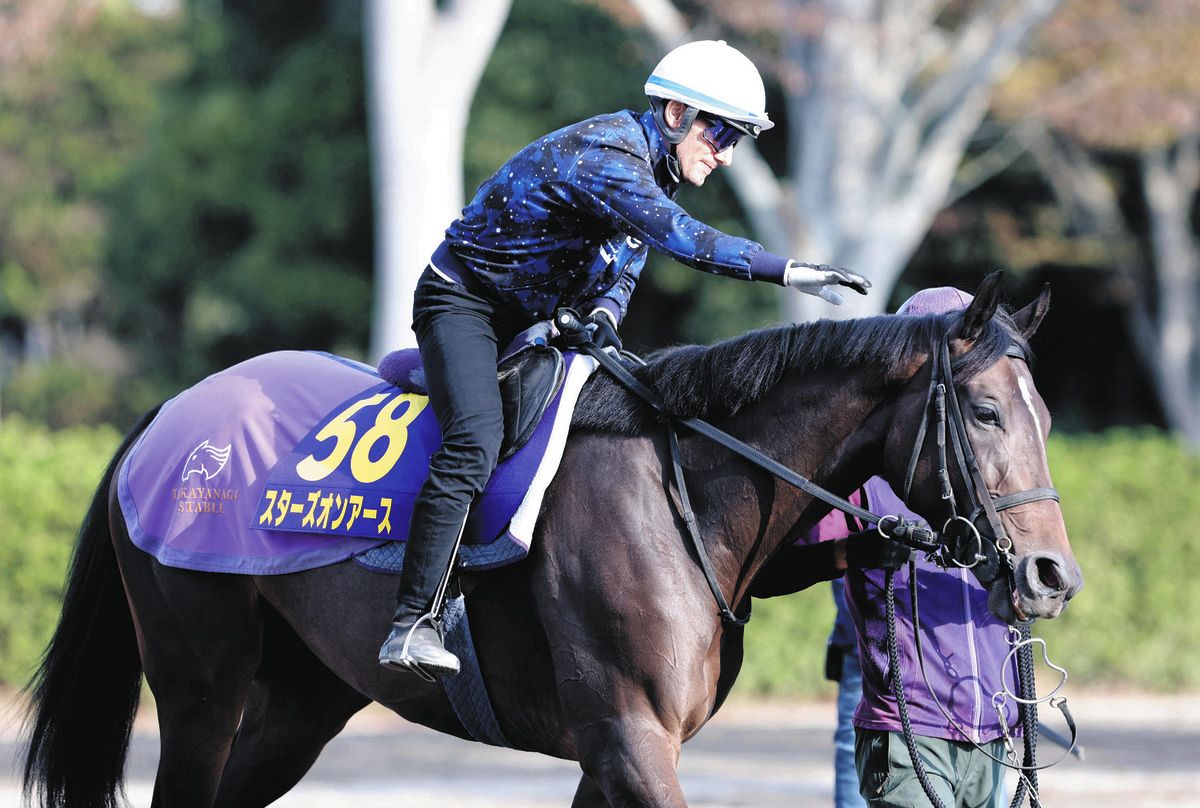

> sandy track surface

[{"left": 3, "top": 690, "right": 1197, "bottom": 807}]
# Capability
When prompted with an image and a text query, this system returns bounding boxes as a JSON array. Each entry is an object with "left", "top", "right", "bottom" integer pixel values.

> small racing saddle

[{"left": 377, "top": 323, "right": 565, "bottom": 460}]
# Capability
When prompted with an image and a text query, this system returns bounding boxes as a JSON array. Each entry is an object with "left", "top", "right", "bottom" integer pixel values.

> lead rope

[
  {"left": 889, "top": 565, "right": 1056, "bottom": 808},
  {"left": 1009, "top": 626, "right": 1042, "bottom": 808},
  {"left": 885, "top": 566, "right": 949, "bottom": 808}
]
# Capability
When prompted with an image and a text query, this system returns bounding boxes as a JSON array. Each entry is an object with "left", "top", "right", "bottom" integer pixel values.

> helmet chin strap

[{"left": 665, "top": 153, "right": 681, "bottom": 184}]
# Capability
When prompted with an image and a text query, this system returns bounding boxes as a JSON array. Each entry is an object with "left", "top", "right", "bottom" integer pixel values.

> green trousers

[{"left": 855, "top": 728, "right": 1008, "bottom": 808}]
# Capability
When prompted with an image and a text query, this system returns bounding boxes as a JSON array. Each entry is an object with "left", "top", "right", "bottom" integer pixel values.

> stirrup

[
  {"left": 397, "top": 613, "right": 438, "bottom": 682},
  {"left": 380, "top": 613, "right": 452, "bottom": 682}
]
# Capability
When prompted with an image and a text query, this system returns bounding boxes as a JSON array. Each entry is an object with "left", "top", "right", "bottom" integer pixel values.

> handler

[
  {"left": 847, "top": 288, "right": 1019, "bottom": 808},
  {"left": 379, "top": 39, "right": 870, "bottom": 679}
]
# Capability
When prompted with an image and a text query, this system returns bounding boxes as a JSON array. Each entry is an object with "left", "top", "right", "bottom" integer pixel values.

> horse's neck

[{"left": 689, "top": 366, "right": 888, "bottom": 598}]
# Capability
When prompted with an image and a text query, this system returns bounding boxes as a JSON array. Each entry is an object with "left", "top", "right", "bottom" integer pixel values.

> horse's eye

[{"left": 974, "top": 405, "right": 1000, "bottom": 426}]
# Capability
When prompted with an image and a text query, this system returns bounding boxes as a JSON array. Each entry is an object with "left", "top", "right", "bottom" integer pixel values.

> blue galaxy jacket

[{"left": 431, "top": 109, "right": 790, "bottom": 324}]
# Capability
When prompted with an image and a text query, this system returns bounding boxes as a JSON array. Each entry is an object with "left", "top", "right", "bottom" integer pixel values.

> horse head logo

[{"left": 182, "top": 440, "right": 232, "bottom": 483}]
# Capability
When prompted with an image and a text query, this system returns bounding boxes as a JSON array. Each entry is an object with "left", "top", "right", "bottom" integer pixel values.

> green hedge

[
  {"left": 0, "top": 418, "right": 120, "bottom": 685},
  {"left": 2, "top": 422, "right": 1198, "bottom": 695},
  {"left": 1036, "top": 430, "right": 1200, "bottom": 689}
]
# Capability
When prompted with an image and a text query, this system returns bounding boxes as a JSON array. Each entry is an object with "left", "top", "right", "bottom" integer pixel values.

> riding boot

[{"left": 378, "top": 607, "right": 461, "bottom": 680}]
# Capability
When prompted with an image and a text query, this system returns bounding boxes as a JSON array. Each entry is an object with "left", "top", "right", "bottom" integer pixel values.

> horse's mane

[{"left": 571, "top": 308, "right": 1030, "bottom": 435}]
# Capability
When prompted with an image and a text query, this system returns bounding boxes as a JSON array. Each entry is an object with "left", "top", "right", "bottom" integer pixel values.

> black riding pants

[{"left": 393, "top": 268, "right": 528, "bottom": 616}]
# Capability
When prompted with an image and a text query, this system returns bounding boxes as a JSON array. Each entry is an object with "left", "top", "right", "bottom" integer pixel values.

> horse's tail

[{"left": 22, "top": 405, "right": 161, "bottom": 808}]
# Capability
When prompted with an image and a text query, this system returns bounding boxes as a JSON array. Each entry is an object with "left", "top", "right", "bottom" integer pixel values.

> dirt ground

[{"left": 3, "top": 688, "right": 1197, "bottom": 807}]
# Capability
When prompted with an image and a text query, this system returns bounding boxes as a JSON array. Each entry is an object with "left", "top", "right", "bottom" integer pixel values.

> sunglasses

[{"left": 698, "top": 116, "right": 747, "bottom": 153}]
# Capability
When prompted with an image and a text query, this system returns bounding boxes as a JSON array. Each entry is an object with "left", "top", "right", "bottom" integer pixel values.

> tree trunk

[
  {"left": 1139, "top": 140, "right": 1200, "bottom": 447},
  {"left": 620, "top": 0, "right": 1059, "bottom": 323},
  {"left": 365, "top": 0, "right": 512, "bottom": 358},
  {"left": 1020, "top": 126, "right": 1200, "bottom": 449}
]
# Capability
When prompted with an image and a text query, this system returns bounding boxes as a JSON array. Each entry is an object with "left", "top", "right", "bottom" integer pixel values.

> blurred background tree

[
  {"left": 0, "top": 0, "right": 1188, "bottom": 443},
  {"left": 596, "top": 0, "right": 1063, "bottom": 326},
  {"left": 0, "top": 0, "right": 184, "bottom": 424},
  {"left": 992, "top": 0, "right": 1200, "bottom": 447},
  {"left": 105, "top": 0, "right": 373, "bottom": 389},
  {"left": 1, "top": 0, "right": 1199, "bottom": 699},
  {"left": 365, "top": 0, "right": 511, "bottom": 357}
]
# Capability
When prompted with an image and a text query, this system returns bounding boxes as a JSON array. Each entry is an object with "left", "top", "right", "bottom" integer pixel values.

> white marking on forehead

[{"left": 1017, "top": 373, "right": 1044, "bottom": 449}]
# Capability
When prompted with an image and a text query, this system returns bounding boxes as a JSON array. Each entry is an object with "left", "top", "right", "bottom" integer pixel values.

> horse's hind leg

[
  {"left": 140, "top": 574, "right": 262, "bottom": 807},
  {"left": 214, "top": 604, "right": 369, "bottom": 808},
  {"left": 112, "top": 514, "right": 262, "bottom": 807}
]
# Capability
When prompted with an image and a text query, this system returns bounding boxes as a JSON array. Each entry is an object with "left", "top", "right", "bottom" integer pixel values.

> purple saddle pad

[{"left": 118, "top": 350, "right": 594, "bottom": 575}]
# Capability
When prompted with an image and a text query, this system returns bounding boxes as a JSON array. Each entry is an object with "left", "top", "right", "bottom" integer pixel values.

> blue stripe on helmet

[{"left": 645, "top": 75, "right": 764, "bottom": 121}]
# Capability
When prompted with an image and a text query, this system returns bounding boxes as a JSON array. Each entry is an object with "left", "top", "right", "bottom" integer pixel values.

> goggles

[{"left": 698, "top": 115, "right": 753, "bottom": 153}]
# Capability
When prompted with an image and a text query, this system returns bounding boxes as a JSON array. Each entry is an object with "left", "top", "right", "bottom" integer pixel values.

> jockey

[{"left": 379, "top": 40, "right": 871, "bottom": 679}]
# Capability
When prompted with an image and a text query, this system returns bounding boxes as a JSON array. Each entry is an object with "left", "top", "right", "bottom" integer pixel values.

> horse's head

[{"left": 884, "top": 273, "right": 1082, "bottom": 624}]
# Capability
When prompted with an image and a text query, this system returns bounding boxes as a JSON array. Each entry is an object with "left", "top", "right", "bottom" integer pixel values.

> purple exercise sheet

[{"left": 117, "top": 350, "right": 594, "bottom": 574}]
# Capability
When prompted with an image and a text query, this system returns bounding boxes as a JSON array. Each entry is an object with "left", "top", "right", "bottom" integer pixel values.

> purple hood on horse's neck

[{"left": 897, "top": 286, "right": 973, "bottom": 316}]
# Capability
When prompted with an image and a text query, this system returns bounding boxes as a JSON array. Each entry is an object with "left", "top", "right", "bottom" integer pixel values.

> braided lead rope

[{"left": 886, "top": 566, "right": 950, "bottom": 808}]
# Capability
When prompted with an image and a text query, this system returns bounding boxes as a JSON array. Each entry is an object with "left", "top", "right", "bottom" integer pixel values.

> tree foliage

[
  {"left": 992, "top": 0, "right": 1200, "bottom": 447},
  {"left": 105, "top": 0, "right": 373, "bottom": 389},
  {"left": 0, "top": 1, "right": 184, "bottom": 421},
  {"left": 996, "top": 0, "right": 1200, "bottom": 151}
]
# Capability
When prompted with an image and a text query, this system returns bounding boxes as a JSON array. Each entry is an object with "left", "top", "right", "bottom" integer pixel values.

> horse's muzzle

[{"left": 1011, "top": 551, "right": 1084, "bottom": 620}]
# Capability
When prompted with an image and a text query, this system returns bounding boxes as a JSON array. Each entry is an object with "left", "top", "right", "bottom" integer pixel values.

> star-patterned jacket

[{"left": 430, "top": 108, "right": 790, "bottom": 324}]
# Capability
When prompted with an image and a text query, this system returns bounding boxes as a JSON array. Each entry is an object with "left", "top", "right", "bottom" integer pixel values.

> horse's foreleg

[
  {"left": 571, "top": 773, "right": 612, "bottom": 808},
  {"left": 570, "top": 713, "right": 687, "bottom": 808},
  {"left": 214, "top": 611, "right": 369, "bottom": 808}
]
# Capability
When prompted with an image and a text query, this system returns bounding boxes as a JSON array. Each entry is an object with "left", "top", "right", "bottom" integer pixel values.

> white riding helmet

[{"left": 645, "top": 40, "right": 774, "bottom": 144}]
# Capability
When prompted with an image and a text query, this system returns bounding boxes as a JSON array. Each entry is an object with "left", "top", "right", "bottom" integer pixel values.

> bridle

[
  {"left": 900, "top": 329, "right": 1061, "bottom": 589},
  {"left": 891, "top": 327, "right": 1077, "bottom": 807}
]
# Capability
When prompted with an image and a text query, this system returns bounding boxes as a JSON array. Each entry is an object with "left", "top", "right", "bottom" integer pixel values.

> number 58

[{"left": 295, "top": 392, "right": 429, "bottom": 484}]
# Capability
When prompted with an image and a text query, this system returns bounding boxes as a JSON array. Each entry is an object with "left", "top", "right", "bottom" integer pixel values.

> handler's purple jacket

[
  {"left": 430, "top": 109, "right": 790, "bottom": 323},
  {"left": 805, "top": 477, "right": 1021, "bottom": 744}
]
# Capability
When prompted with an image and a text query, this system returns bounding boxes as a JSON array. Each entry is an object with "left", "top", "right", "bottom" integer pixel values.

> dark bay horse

[{"left": 22, "top": 275, "right": 1082, "bottom": 808}]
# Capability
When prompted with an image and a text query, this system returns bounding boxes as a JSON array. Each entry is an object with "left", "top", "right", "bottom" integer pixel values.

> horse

[{"left": 22, "top": 273, "right": 1082, "bottom": 808}]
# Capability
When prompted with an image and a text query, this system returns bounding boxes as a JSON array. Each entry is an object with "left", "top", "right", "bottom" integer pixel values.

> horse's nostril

[{"left": 1035, "top": 556, "right": 1066, "bottom": 594}]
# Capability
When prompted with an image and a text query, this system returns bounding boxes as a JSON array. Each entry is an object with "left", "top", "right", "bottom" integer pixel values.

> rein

[{"left": 556, "top": 309, "right": 936, "bottom": 626}]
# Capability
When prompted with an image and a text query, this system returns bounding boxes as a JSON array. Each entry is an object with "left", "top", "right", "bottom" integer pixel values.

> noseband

[{"left": 901, "top": 331, "right": 1060, "bottom": 585}]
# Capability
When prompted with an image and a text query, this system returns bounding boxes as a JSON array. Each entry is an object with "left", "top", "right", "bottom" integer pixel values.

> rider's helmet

[{"left": 645, "top": 40, "right": 774, "bottom": 144}]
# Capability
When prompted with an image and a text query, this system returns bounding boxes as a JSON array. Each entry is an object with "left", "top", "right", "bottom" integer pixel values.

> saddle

[{"left": 377, "top": 324, "right": 566, "bottom": 460}]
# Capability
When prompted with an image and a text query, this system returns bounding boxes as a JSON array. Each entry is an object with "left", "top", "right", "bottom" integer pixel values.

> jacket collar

[{"left": 639, "top": 108, "right": 680, "bottom": 197}]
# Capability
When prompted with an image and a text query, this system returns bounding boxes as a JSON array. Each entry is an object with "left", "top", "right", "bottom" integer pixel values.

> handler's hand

[
  {"left": 785, "top": 261, "right": 871, "bottom": 305},
  {"left": 845, "top": 531, "right": 911, "bottom": 572}
]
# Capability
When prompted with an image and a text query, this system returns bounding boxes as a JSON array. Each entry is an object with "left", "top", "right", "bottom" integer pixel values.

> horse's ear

[
  {"left": 955, "top": 272, "right": 1003, "bottom": 341},
  {"left": 1012, "top": 283, "right": 1051, "bottom": 340}
]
